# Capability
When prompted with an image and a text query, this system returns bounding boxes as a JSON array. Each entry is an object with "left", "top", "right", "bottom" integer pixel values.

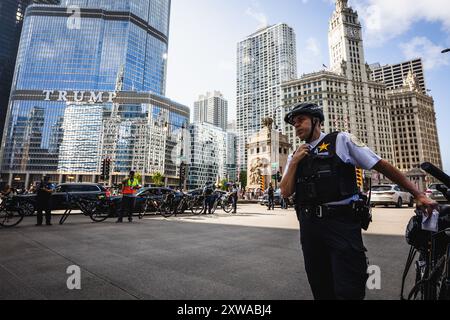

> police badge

[{"left": 350, "top": 134, "right": 366, "bottom": 148}]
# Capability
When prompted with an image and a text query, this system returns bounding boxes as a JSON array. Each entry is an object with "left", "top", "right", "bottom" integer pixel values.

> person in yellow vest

[{"left": 117, "top": 171, "right": 141, "bottom": 223}]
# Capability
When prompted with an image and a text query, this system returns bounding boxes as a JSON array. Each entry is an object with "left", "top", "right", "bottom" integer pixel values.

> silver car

[
  {"left": 426, "top": 183, "right": 448, "bottom": 203},
  {"left": 370, "top": 185, "right": 414, "bottom": 208}
]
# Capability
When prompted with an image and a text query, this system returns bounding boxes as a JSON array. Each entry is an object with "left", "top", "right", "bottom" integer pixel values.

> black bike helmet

[{"left": 284, "top": 103, "right": 325, "bottom": 126}]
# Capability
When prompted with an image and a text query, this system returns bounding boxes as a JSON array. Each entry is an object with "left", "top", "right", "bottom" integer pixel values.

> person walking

[
  {"left": 267, "top": 183, "right": 275, "bottom": 210},
  {"left": 35, "top": 176, "right": 54, "bottom": 226}
]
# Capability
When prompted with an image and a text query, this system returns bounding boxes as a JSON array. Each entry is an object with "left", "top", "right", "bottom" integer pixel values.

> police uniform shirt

[{"left": 284, "top": 132, "right": 381, "bottom": 205}]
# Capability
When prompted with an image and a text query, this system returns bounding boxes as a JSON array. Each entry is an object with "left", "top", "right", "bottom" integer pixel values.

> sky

[{"left": 165, "top": 0, "right": 450, "bottom": 173}]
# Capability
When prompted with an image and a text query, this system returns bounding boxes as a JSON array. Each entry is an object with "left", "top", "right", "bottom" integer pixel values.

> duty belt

[{"left": 297, "top": 204, "right": 358, "bottom": 219}]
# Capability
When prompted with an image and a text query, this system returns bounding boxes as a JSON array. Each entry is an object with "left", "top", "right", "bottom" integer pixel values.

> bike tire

[
  {"left": 210, "top": 200, "right": 219, "bottom": 214},
  {"left": 0, "top": 208, "right": 24, "bottom": 228},
  {"left": 89, "top": 206, "right": 110, "bottom": 222},
  {"left": 160, "top": 202, "right": 175, "bottom": 218},
  {"left": 222, "top": 199, "right": 233, "bottom": 213},
  {"left": 191, "top": 198, "right": 205, "bottom": 215}
]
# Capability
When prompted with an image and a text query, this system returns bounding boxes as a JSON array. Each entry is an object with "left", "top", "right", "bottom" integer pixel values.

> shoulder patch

[{"left": 350, "top": 134, "right": 366, "bottom": 148}]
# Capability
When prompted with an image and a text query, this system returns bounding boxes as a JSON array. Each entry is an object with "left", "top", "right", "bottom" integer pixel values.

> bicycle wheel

[
  {"left": 222, "top": 198, "right": 233, "bottom": 213},
  {"left": 0, "top": 207, "right": 24, "bottom": 228},
  {"left": 210, "top": 199, "right": 219, "bottom": 214},
  {"left": 191, "top": 197, "right": 205, "bottom": 215},
  {"left": 160, "top": 202, "right": 175, "bottom": 218},
  {"left": 89, "top": 204, "right": 110, "bottom": 222}
]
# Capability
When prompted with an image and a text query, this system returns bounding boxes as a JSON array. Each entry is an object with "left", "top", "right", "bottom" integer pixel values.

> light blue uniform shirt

[{"left": 284, "top": 132, "right": 382, "bottom": 205}]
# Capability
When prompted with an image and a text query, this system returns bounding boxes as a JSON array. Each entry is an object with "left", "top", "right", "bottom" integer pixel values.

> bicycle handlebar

[{"left": 421, "top": 162, "right": 450, "bottom": 189}]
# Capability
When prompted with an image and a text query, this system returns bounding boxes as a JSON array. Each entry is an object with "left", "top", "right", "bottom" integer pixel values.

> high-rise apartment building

[
  {"left": 193, "top": 91, "right": 228, "bottom": 130},
  {"left": 370, "top": 59, "right": 426, "bottom": 95},
  {"left": 236, "top": 23, "right": 297, "bottom": 172}
]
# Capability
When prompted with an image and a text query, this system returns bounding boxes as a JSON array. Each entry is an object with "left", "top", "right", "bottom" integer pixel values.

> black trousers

[
  {"left": 119, "top": 196, "right": 136, "bottom": 220},
  {"left": 268, "top": 196, "right": 275, "bottom": 209},
  {"left": 36, "top": 200, "right": 52, "bottom": 225},
  {"left": 298, "top": 210, "right": 369, "bottom": 300}
]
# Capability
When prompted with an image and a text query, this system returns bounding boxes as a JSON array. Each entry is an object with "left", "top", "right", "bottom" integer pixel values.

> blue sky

[{"left": 166, "top": 0, "right": 450, "bottom": 172}]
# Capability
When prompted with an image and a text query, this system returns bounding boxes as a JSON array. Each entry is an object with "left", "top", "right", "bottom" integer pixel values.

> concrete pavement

[{"left": 0, "top": 204, "right": 417, "bottom": 300}]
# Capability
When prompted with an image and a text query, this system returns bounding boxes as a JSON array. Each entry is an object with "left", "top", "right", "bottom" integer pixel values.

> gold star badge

[{"left": 318, "top": 142, "right": 330, "bottom": 153}]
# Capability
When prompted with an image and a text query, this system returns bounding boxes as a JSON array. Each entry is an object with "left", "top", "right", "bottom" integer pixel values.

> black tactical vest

[{"left": 295, "top": 132, "right": 359, "bottom": 206}]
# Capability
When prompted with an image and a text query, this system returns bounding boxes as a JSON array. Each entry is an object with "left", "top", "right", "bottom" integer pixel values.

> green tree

[
  {"left": 151, "top": 172, "right": 164, "bottom": 187},
  {"left": 135, "top": 172, "right": 143, "bottom": 185},
  {"left": 239, "top": 171, "right": 247, "bottom": 189},
  {"left": 220, "top": 179, "right": 229, "bottom": 191}
]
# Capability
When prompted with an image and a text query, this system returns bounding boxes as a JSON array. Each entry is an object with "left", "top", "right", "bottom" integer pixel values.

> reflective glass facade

[
  {"left": 0, "top": 1, "right": 60, "bottom": 145},
  {"left": 0, "top": 1, "right": 189, "bottom": 188}
]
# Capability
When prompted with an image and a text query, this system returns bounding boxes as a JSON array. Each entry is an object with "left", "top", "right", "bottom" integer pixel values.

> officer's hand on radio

[{"left": 292, "top": 144, "right": 310, "bottom": 164}]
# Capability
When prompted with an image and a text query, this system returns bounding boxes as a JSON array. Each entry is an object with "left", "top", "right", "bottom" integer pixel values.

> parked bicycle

[
  {"left": 401, "top": 162, "right": 450, "bottom": 300},
  {"left": 159, "top": 192, "right": 200, "bottom": 218},
  {"left": 59, "top": 192, "right": 114, "bottom": 225},
  {"left": 0, "top": 195, "right": 37, "bottom": 228},
  {"left": 211, "top": 191, "right": 234, "bottom": 214}
]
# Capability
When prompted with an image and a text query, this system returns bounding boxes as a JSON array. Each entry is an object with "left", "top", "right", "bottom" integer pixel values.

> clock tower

[
  {"left": 329, "top": 0, "right": 365, "bottom": 80},
  {"left": 326, "top": 0, "right": 394, "bottom": 164}
]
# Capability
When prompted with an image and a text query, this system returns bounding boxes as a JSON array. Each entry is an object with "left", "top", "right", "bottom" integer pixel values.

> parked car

[
  {"left": 14, "top": 183, "right": 110, "bottom": 211},
  {"left": 258, "top": 188, "right": 295, "bottom": 207},
  {"left": 370, "top": 184, "right": 414, "bottom": 208},
  {"left": 425, "top": 183, "right": 449, "bottom": 203}
]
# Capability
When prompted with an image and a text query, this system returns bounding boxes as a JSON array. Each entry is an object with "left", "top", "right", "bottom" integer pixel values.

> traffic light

[
  {"left": 276, "top": 171, "right": 282, "bottom": 183},
  {"left": 260, "top": 175, "right": 265, "bottom": 191},
  {"left": 356, "top": 168, "right": 364, "bottom": 189},
  {"left": 101, "top": 159, "right": 107, "bottom": 180},
  {"left": 105, "top": 158, "right": 111, "bottom": 180},
  {"left": 101, "top": 158, "right": 111, "bottom": 180},
  {"left": 180, "top": 162, "right": 187, "bottom": 181}
]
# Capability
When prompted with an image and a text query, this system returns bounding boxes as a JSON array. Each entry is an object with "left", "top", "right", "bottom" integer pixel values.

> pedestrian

[
  {"left": 117, "top": 171, "right": 141, "bottom": 223},
  {"left": 280, "top": 103, "right": 437, "bottom": 300},
  {"left": 267, "top": 183, "right": 275, "bottom": 210},
  {"left": 35, "top": 176, "right": 54, "bottom": 226},
  {"left": 231, "top": 184, "right": 238, "bottom": 213},
  {"left": 203, "top": 182, "right": 214, "bottom": 214}
]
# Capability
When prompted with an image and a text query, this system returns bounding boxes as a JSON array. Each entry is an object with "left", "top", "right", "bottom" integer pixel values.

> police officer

[
  {"left": 231, "top": 184, "right": 238, "bottom": 214},
  {"left": 267, "top": 183, "right": 275, "bottom": 210},
  {"left": 203, "top": 182, "right": 215, "bottom": 214},
  {"left": 280, "top": 103, "right": 437, "bottom": 300},
  {"left": 35, "top": 176, "right": 54, "bottom": 226},
  {"left": 118, "top": 171, "right": 141, "bottom": 223}
]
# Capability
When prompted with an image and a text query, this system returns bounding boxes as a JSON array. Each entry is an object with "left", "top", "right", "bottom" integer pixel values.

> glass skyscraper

[
  {"left": 0, "top": 0, "right": 190, "bottom": 188},
  {"left": 0, "top": 0, "right": 60, "bottom": 145}
]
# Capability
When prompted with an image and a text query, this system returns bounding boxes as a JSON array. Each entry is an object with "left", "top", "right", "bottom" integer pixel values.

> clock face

[{"left": 348, "top": 27, "right": 359, "bottom": 38}]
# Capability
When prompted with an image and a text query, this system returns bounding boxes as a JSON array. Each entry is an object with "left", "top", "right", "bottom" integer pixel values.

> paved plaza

[{"left": 0, "top": 204, "right": 417, "bottom": 300}]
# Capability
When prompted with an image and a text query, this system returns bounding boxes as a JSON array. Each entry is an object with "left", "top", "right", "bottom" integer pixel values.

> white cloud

[
  {"left": 352, "top": 0, "right": 450, "bottom": 46},
  {"left": 245, "top": 1, "right": 268, "bottom": 29},
  {"left": 400, "top": 36, "right": 450, "bottom": 70},
  {"left": 306, "top": 37, "right": 321, "bottom": 56}
]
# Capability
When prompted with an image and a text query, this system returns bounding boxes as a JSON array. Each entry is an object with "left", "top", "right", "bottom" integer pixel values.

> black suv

[{"left": 15, "top": 183, "right": 109, "bottom": 211}]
